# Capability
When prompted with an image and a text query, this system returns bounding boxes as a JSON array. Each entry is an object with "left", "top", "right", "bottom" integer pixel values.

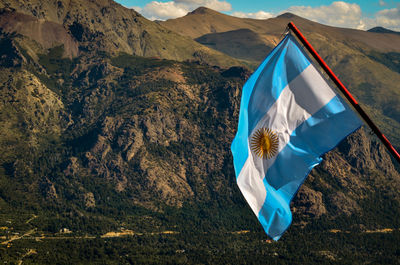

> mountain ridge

[
  {"left": 368, "top": 26, "right": 400, "bottom": 35},
  {"left": 162, "top": 7, "right": 400, "bottom": 53}
]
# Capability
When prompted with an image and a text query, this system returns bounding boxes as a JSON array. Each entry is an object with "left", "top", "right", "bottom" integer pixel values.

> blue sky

[{"left": 114, "top": 0, "right": 400, "bottom": 31}]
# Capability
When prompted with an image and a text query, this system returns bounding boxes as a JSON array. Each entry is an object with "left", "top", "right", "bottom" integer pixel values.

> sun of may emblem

[{"left": 250, "top": 128, "right": 279, "bottom": 159}]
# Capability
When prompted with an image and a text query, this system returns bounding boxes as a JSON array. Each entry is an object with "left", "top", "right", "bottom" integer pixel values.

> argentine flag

[{"left": 231, "top": 34, "right": 362, "bottom": 240}]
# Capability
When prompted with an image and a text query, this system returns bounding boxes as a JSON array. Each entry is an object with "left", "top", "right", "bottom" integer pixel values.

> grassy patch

[
  {"left": 111, "top": 53, "right": 174, "bottom": 76},
  {"left": 38, "top": 45, "right": 75, "bottom": 75}
]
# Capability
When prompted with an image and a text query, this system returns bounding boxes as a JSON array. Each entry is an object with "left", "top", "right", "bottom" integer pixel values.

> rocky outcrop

[
  {"left": 293, "top": 128, "right": 400, "bottom": 219},
  {"left": 0, "top": 68, "right": 64, "bottom": 163},
  {"left": 40, "top": 177, "right": 58, "bottom": 199},
  {"left": 0, "top": 32, "right": 26, "bottom": 67},
  {"left": 83, "top": 192, "right": 95, "bottom": 208},
  {"left": 294, "top": 185, "right": 327, "bottom": 218}
]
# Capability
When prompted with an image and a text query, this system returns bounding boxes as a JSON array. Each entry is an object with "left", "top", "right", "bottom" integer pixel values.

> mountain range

[
  {"left": 161, "top": 8, "right": 400, "bottom": 147},
  {"left": 0, "top": 1, "right": 399, "bottom": 263}
]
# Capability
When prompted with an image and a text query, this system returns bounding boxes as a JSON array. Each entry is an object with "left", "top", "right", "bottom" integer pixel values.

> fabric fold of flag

[{"left": 231, "top": 34, "right": 362, "bottom": 240}]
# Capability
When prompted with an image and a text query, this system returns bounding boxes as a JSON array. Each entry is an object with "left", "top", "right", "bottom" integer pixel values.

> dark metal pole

[{"left": 288, "top": 22, "right": 400, "bottom": 164}]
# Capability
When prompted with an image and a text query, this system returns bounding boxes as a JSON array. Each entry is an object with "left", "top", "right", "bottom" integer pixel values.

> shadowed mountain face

[
  {"left": 195, "top": 28, "right": 274, "bottom": 61},
  {"left": 0, "top": 2, "right": 399, "bottom": 263},
  {"left": 368, "top": 26, "right": 400, "bottom": 35}
]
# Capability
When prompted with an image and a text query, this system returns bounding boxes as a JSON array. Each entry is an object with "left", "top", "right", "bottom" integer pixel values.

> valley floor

[{"left": 1, "top": 226, "right": 399, "bottom": 264}]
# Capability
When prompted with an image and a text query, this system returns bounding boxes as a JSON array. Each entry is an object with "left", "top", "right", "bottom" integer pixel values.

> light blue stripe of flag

[{"left": 231, "top": 34, "right": 362, "bottom": 240}]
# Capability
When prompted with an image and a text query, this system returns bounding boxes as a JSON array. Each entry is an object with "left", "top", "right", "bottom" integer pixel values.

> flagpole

[{"left": 287, "top": 22, "right": 400, "bottom": 164}]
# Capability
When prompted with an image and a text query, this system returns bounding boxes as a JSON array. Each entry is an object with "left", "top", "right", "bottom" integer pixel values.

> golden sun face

[{"left": 250, "top": 128, "right": 279, "bottom": 159}]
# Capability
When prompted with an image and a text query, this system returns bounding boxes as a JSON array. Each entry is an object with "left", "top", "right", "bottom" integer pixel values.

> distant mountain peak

[
  {"left": 368, "top": 26, "right": 400, "bottom": 35},
  {"left": 277, "top": 12, "right": 298, "bottom": 19},
  {"left": 189, "top": 6, "right": 215, "bottom": 15}
]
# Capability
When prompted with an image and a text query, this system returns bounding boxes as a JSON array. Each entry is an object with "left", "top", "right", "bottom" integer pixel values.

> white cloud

[
  {"left": 133, "top": 0, "right": 400, "bottom": 31},
  {"left": 373, "top": 7, "right": 400, "bottom": 31},
  {"left": 282, "top": 1, "right": 400, "bottom": 31},
  {"left": 202, "top": 0, "right": 231, "bottom": 12},
  {"left": 138, "top": 0, "right": 231, "bottom": 21},
  {"left": 286, "top": 1, "right": 365, "bottom": 29},
  {"left": 174, "top": 0, "right": 231, "bottom": 11},
  {"left": 140, "top": 1, "right": 188, "bottom": 20},
  {"left": 175, "top": 0, "right": 204, "bottom": 3},
  {"left": 232, "top": 11, "right": 274, "bottom": 20},
  {"left": 130, "top": 6, "right": 142, "bottom": 12}
]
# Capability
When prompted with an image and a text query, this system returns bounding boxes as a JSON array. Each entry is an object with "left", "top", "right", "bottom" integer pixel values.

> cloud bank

[
  {"left": 231, "top": 10, "right": 274, "bottom": 20},
  {"left": 136, "top": 0, "right": 231, "bottom": 20},
  {"left": 232, "top": 1, "right": 400, "bottom": 31},
  {"left": 373, "top": 7, "right": 400, "bottom": 31},
  {"left": 286, "top": 1, "right": 365, "bottom": 29},
  {"left": 132, "top": 1, "right": 400, "bottom": 31}
]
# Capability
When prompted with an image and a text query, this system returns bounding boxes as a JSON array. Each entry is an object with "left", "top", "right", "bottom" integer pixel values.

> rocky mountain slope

[
  {"left": 0, "top": 2, "right": 399, "bottom": 258},
  {"left": 1, "top": 31, "right": 398, "bottom": 222},
  {"left": 0, "top": 0, "right": 241, "bottom": 67}
]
